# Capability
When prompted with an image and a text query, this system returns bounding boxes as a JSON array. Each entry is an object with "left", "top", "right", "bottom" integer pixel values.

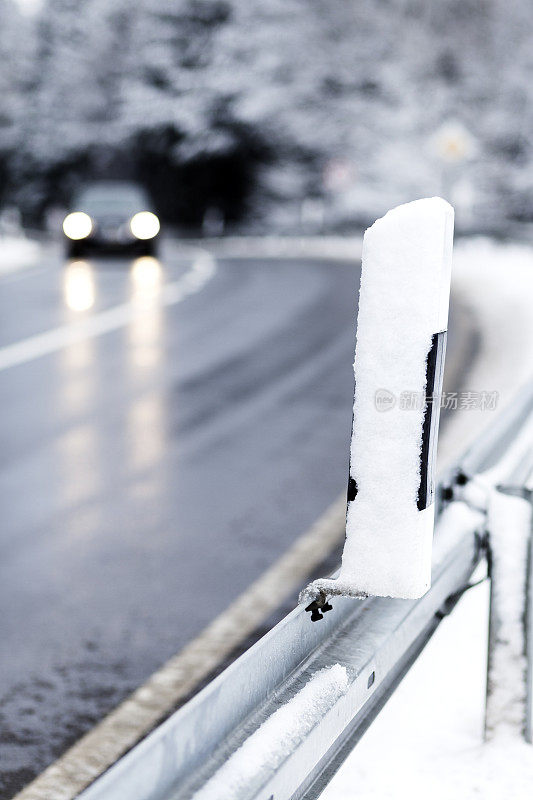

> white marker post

[{"left": 302, "top": 198, "right": 454, "bottom": 607}]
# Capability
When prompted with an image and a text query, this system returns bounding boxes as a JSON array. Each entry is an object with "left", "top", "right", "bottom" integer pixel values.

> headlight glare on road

[
  {"left": 63, "top": 212, "right": 93, "bottom": 240},
  {"left": 130, "top": 211, "right": 160, "bottom": 240},
  {"left": 64, "top": 260, "right": 95, "bottom": 312}
]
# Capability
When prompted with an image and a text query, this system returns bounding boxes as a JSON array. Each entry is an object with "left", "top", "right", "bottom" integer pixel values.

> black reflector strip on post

[{"left": 417, "top": 330, "right": 447, "bottom": 511}]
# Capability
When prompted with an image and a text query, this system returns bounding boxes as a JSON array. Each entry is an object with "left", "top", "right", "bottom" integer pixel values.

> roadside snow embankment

[
  {"left": 0, "top": 235, "right": 41, "bottom": 274},
  {"left": 438, "top": 236, "right": 533, "bottom": 467}
]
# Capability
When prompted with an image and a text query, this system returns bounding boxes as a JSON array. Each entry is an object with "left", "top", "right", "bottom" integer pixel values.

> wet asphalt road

[{"left": 0, "top": 238, "right": 473, "bottom": 798}]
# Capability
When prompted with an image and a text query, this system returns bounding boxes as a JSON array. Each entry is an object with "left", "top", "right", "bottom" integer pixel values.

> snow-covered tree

[
  {"left": 26, "top": 0, "right": 132, "bottom": 165},
  {"left": 8, "top": 0, "right": 533, "bottom": 229},
  {"left": 0, "top": 0, "right": 35, "bottom": 200}
]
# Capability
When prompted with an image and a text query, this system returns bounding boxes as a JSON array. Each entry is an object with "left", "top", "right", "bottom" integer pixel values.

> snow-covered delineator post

[{"left": 302, "top": 197, "right": 454, "bottom": 609}]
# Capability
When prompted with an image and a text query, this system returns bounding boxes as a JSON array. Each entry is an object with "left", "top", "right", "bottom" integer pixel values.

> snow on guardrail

[{"left": 194, "top": 666, "right": 349, "bottom": 800}]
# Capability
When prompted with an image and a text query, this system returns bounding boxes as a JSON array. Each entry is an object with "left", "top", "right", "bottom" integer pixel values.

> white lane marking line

[
  {"left": 12, "top": 495, "right": 347, "bottom": 800},
  {"left": 0, "top": 251, "right": 216, "bottom": 372}
]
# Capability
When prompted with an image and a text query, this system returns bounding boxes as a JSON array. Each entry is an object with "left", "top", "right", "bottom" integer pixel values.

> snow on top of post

[
  {"left": 362, "top": 197, "right": 453, "bottom": 334},
  {"left": 302, "top": 198, "right": 454, "bottom": 602}
]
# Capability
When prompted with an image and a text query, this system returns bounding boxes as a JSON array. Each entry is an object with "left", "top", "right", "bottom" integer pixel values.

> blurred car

[{"left": 62, "top": 181, "right": 160, "bottom": 257}]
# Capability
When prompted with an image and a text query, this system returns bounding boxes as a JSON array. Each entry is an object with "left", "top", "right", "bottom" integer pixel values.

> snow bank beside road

[
  {"left": 0, "top": 235, "right": 41, "bottom": 274},
  {"left": 439, "top": 237, "right": 533, "bottom": 468}
]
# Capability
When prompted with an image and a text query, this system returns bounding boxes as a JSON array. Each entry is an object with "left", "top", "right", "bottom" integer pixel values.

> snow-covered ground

[
  {"left": 319, "top": 236, "right": 533, "bottom": 800},
  {"left": 438, "top": 237, "right": 533, "bottom": 468},
  {"left": 0, "top": 235, "right": 41, "bottom": 274},
  {"left": 319, "top": 577, "right": 533, "bottom": 800}
]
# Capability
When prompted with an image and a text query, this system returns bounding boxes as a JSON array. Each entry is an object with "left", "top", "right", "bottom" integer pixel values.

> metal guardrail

[
  {"left": 79, "top": 507, "right": 484, "bottom": 800},
  {"left": 443, "top": 379, "right": 533, "bottom": 486},
  {"left": 78, "top": 381, "right": 533, "bottom": 800}
]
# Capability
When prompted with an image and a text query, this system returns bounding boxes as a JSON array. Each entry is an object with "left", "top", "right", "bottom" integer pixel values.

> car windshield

[{"left": 74, "top": 183, "right": 150, "bottom": 215}]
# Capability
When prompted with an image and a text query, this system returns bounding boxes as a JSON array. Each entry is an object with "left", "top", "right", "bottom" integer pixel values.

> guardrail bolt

[{"left": 305, "top": 595, "right": 333, "bottom": 621}]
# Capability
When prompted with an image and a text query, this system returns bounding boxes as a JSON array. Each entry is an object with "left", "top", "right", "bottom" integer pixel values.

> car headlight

[
  {"left": 63, "top": 212, "right": 93, "bottom": 240},
  {"left": 130, "top": 211, "right": 160, "bottom": 240}
]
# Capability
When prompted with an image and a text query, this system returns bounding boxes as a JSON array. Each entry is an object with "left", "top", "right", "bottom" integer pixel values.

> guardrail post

[
  {"left": 485, "top": 487, "right": 533, "bottom": 742},
  {"left": 526, "top": 515, "right": 533, "bottom": 743}
]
